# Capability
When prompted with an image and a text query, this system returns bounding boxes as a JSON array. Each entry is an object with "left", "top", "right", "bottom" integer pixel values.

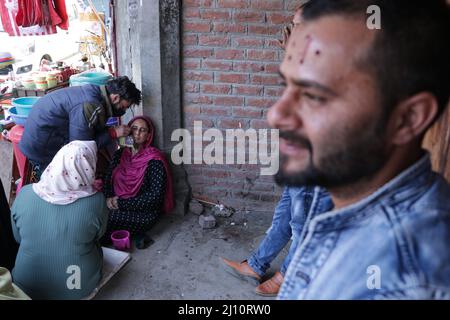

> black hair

[
  {"left": 106, "top": 76, "right": 142, "bottom": 106},
  {"left": 302, "top": 0, "right": 450, "bottom": 120}
]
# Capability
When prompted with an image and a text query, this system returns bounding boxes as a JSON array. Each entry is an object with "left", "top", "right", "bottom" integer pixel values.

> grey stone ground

[{"left": 95, "top": 207, "right": 287, "bottom": 300}]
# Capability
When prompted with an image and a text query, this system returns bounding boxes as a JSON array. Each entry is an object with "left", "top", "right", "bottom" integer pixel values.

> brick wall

[{"left": 182, "top": 0, "right": 299, "bottom": 212}]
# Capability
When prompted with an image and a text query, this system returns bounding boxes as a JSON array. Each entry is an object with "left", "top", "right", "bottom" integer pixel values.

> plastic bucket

[
  {"left": 9, "top": 107, "right": 28, "bottom": 126},
  {"left": 70, "top": 71, "right": 113, "bottom": 87},
  {"left": 11, "top": 97, "right": 40, "bottom": 116},
  {"left": 8, "top": 125, "right": 27, "bottom": 194},
  {"left": 111, "top": 230, "right": 130, "bottom": 251}
]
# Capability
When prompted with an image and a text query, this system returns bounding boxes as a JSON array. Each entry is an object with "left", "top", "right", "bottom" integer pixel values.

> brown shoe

[
  {"left": 220, "top": 258, "right": 262, "bottom": 285},
  {"left": 255, "top": 271, "right": 284, "bottom": 297}
]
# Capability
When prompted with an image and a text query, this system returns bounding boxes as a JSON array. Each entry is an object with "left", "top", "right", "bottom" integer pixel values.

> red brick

[
  {"left": 201, "top": 106, "right": 231, "bottom": 116},
  {"left": 183, "top": 8, "right": 200, "bottom": 18},
  {"left": 185, "top": 118, "right": 215, "bottom": 128},
  {"left": 201, "top": 84, "right": 231, "bottom": 94},
  {"left": 231, "top": 170, "right": 260, "bottom": 180},
  {"left": 248, "top": 25, "right": 282, "bottom": 36},
  {"left": 214, "top": 96, "right": 244, "bottom": 106},
  {"left": 233, "top": 11, "right": 265, "bottom": 23},
  {"left": 264, "top": 87, "right": 284, "bottom": 97},
  {"left": 215, "top": 49, "right": 245, "bottom": 60},
  {"left": 217, "top": 0, "right": 248, "bottom": 8},
  {"left": 183, "top": 59, "right": 201, "bottom": 70},
  {"left": 199, "top": 35, "right": 230, "bottom": 46},
  {"left": 184, "top": 105, "right": 202, "bottom": 114},
  {"left": 233, "top": 107, "right": 263, "bottom": 118},
  {"left": 246, "top": 97, "right": 278, "bottom": 108},
  {"left": 184, "top": 22, "right": 211, "bottom": 33},
  {"left": 260, "top": 193, "right": 281, "bottom": 202},
  {"left": 201, "top": 189, "right": 229, "bottom": 199},
  {"left": 250, "top": 0, "right": 283, "bottom": 10},
  {"left": 257, "top": 175, "right": 277, "bottom": 183},
  {"left": 185, "top": 94, "right": 214, "bottom": 105},
  {"left": 201, "top": 170, "right": 231, "bottom": 179},
  {"left": 201, "top": 10, "right": 231, "bottom": 20},
  {"left": 184, "top": 83, "right": 199, "bottom": 93},
  {"left": 233, "top": 191, "right": 260, "bottom": 201},
  {"left": 217, "top": 181, "right": 245, "bottom": 189},
  {"left": 213, "top": 23, "right": 246, "bottom": 34},
  {"left": 233, "top": 61, "right": 264, "bottom": 72},
  {"left": 219, "top": 119, "right": 246, "bottom": 129},
  {"left": 183, "top": 34, "right": 198, "bottom": 45},
  {"left": 233, "top": 85, "right": 263, "bottom": 96},
  {"left": 250, "top": 119, "right": 270, "bottom": 129},
  {"left": 184, "top": 120, "right": 207, "bottom": 131},
  {"left": 184, "top": 48, "right": 214, "bottom": 58},
  {"left": 251, "top": 74, "right": 283, "bottom": 85},
  {"left": 217, "top": 73, "right": 248, "bottom": 84},
  {"left": 247, "top": 49, "right": 278, "bottom": 61},
  {"left": 185, "top": 71, "right": 214, "bottom": 82},
  {"left": 267, "top": 12, "right": 294, "bottom": 24},
  {"left": 265, "top": 39, "right": 283, "bottom": 49},
  {"left": 202, "top": 60, "right": 233, "bottom": 71},
  {"left": 264, "top": 63, "right": 280, "bottom": 73},
  {"left": 233, "top": 37, "right": 264, "bottom": 48},
  {"left": 184, "top": 0, "right": 213, "bottom": 7}
]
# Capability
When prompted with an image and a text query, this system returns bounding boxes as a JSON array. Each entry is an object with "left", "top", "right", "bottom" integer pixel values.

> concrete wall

[{"left": 115, "top": 0, "right": 190, "bottom": 215}]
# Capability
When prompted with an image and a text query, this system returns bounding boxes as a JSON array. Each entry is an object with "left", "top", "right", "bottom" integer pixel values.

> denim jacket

[{"left": 279, "top": 155, "right": 450, "bottom": 300}]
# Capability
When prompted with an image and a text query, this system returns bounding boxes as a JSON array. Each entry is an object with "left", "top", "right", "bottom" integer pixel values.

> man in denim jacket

[{"left": 268, "top": 0, "right": 450, "bottom": 299}]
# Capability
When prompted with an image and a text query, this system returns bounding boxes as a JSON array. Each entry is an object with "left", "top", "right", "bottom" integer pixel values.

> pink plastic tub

[{"left": 111, "top": 230, "right": 130, "bottom": 251}]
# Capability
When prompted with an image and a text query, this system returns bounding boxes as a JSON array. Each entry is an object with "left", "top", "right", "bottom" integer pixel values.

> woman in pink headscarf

[{"left": 103, "top": 116, "right": 173, "bottom": 249}]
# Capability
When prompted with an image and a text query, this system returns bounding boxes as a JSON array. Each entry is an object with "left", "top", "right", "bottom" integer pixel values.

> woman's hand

[{"left": 106, "top": 197, "right": 119, "bottom": 210}]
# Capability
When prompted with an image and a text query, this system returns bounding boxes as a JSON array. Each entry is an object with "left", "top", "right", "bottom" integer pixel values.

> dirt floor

[{"left": 95, "top": 205, "right": 287, "bottom": 300}]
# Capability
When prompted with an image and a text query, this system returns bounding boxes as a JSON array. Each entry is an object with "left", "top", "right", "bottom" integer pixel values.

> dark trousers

[{"left": 0, "top": 181, "right": 19, "bottom": 271}]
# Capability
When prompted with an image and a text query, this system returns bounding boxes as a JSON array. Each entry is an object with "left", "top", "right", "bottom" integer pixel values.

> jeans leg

[
  {"left": 280, "top": 236, "right": 299, "bottom": 275},
  {"left": 280, "top": 186, "right": 329, "bottom": 275},
  {"left": 248, "top": 188, "right": 293, "bottom": 276}
]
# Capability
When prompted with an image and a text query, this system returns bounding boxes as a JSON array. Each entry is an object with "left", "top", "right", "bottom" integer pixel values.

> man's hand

[
  {"left": 106, "top": 196, "right": 119, "bottom": 210},
  {"left": 114, "top": 125, "right": 131, "bottom": 138}
]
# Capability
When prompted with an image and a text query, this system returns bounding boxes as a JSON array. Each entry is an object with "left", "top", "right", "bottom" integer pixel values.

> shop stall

[{"left": 0, "top": 0, "right": 113, "bottom": 203}]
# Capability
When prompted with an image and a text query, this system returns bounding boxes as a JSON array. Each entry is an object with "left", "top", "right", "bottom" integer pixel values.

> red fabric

[
  {"left": 108, "top": 127, "right": 117, "bottom": 139},
  {"left": 53, "top": 0, "right": 68, "bottom": 30},
  {"left": 0, "top": 0, "right": 56, "bottom": 36},
  {"left": 112, "top": 116, "right": 174, "bottom": 214},
  {"left": 47, "top": 0, "right": 62, "bottom": 27},
  {"left": 16, "top": 0, "right": 41, "bottom": 27}
]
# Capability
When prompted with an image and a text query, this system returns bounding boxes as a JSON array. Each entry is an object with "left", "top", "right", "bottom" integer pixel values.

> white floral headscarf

[{"left": 33, "top": 141, "right": 98, "bottom": 205}]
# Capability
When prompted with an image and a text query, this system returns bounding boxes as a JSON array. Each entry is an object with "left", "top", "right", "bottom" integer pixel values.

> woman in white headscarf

[{"left": 10, "top": 141, "right": 108, "bottom": 300}]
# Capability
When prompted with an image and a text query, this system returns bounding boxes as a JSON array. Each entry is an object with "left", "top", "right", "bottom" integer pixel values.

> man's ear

[
  {"left": 387, "top": 92, "right": 439, "bottom": 145},
  {"left": 110, "top": 94, "right": 120, "bottom": 105}
]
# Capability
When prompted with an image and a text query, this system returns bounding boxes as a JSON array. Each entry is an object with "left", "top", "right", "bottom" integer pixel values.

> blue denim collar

[{"left": 311, "top": 153, "right": 433, "bottom": 231}]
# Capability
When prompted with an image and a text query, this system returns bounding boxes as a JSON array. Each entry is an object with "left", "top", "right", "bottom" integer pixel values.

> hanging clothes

[
  {"left": 53, "top": 0, "right": 69, "bottom": 30},
  {"left": 0, "top": 0, "right": 56, "bottom": 36},
  {"left": 16, "top": 0, "right": 43, "bottom": 27}
]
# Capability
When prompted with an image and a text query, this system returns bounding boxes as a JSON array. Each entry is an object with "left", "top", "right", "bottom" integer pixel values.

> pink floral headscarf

[{"left": 33, "top": 141, "right": 98, "bottom": 205}]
